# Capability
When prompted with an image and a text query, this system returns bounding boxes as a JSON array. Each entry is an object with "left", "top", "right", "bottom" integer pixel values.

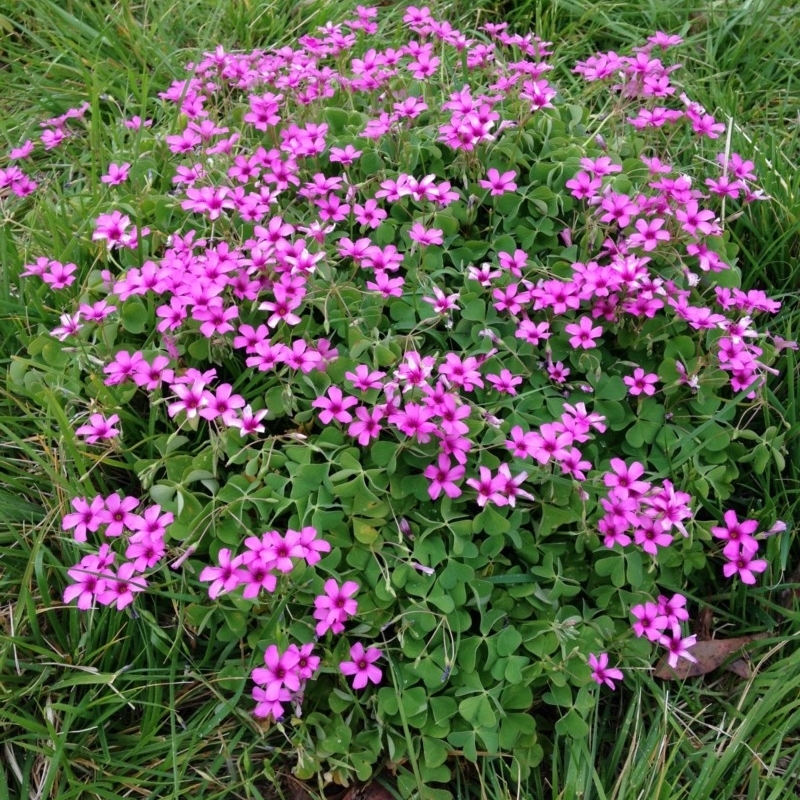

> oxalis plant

[{"left": 5, "top": 4, "right": 790, "bottom": 796}]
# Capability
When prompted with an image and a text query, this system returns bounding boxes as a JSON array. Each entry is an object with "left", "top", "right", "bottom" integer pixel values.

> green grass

[{"left": 2, "top": 0, "right": 800, "bottom": 798}]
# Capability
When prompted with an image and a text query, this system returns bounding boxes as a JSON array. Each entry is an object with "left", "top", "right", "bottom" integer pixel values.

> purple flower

[
  {"left": 312, "top": 386, "right": 359, "bottom": 424},
  {"left": 479, "top": 168, "right": 517, "bottom": 196},
  {"left": 99, "top": 494, "right": 141, "bottom": 538},
  {"left": 96, "top": 562, "right": 147, "bottom": 610},
  {"left": 101, "top": 162, "right": 131, "bottom": 186},
  {"left": 340, "top": 642, "right": 382, "bottom": 689},
  {"left": 314, "top": 579, "right": 359, "bottom": 636},
  {"left": 659, "top": 630, "right": 698, "bottom": 670},
  {"left": 62, "top": 495, "right": 106, "bottom": 542},
  {"left": 75, "top": 413, "right": 121, "bottom": 444},
  {"left": 588, "top": 652, "right": 624, "bottom": 689},
  {"left": 408, "top": 223, "right": 444, "bottom": 246},
  {"left": 423, "top": 454, "right": 465, "bottom": 500},
  {"left": 623, "top": 368, "right": 659, "bottom": 396},
  {"left": 199, "top": 548, "right": 247, "bottom": 599}
]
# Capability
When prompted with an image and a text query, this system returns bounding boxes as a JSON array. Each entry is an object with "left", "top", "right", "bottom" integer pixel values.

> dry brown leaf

[
  {"left": 725, "top": 658, "right": 752, "bottom": 679},
  {"left": 341, "top": 782, "right": 395, "bottom": 800},
  {"left": 695, "top": 606, "right": 713, "bottom": 641},
  {"left": 654, "top": 633, "right": 767, "bottom": 680}
]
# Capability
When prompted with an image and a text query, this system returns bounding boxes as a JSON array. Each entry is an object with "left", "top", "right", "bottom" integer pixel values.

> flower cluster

[
  {"left": 198, "top": 527, "right": 331, "bottom": 599},
  {"left": 631, "top": 593, "right": 697, "bottom": 669},
  {"left": 10, "top": 2, "right": 785, "bottom": 772},
  {"left": 252, "top": 643, "right": 320, "bottom": 721},
  {"left": 62, "top": 495, "right": 173, "bottom": 609},
  {"left": 199, "top": 529, "right": 381, "bottom": 714},
  {"left": 712, "top": 510, "right": 768, "bottom": 584},
  {"left": 598, "top": 459, "right": 692, "bottom": 553}
]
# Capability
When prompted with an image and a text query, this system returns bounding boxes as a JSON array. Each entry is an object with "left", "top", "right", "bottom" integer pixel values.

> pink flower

[
  {"left": 128, "top": 504, "right": 173, "bottom": 540},
  {"left": 348, "top": 405, "right": 384, "bottom": 445},
  {"left": 78, "top": 299, "right": 117, "bottom": 322},
  {"left": 41, "top": 128, "right": 66, "bottom": 150},
  {"left": 329, "top": 144, "right": 362, "bottom": 164},
  {"left": 674, "top": 201, "right": 718, "bottom": 237},
  {"left": 345, "top": 365, "right": 386, "bottom": 391},
  {"left": 252, "top": 684, "right": 291, "bottom": 720},
  {"left": 423, "top": 454, "right": 465, "bottom": 500},
  {"left": 486, "top": 369, "right": 523, "bottom": 395},
  {"left": 193, "top": 301, "right": 239, "bottom": 337},
  {"left": 252, "top": 644, "right": 301, "bottom": 694},
  {"left": 313, "top": 579, "right": 359, "bottom": 636},
  {"left": 101, "top": 162, "right": 131, "bottom": 185},
  {"left": 353, "top": 198, "right": 387, "bottom": 228},
  {"left": 603, "top": 459, "right": 649, "bottom": 498},
  {"left": 366, "top": 272, "right": 405, "bottom": 297},
  {"left": 711, "top": 509, "right": 759, "bottom": 559},
  {"left": 389, "top": 403, "right": 437, "bottom": 443},
  {"left": 181, "top": 185, "right": 235, "bottom": 220},
  {"left": 479, "top": 168, "right": 517, "bottom": 196},
  {"left": 239, "top": 557, "right": 278, "bottom": 598},
  {"left": 40, "top": 260, "right": 78, "bottom": 289},
  {"left": 290, "top": 642, "right": 320, "bottom": 681},
  {"left": 62, "top": 495, "right": 106, "bottom": 542},
  {"left": 295, "top": 526, "right": 331, "bottom": 566},
  {"left": 104, "top": 350, "right": 145, "bottom": 386},
  {"left": 10, "top": 140, "right": 34, "bottom": 160},
  {"left": 100, "top": 494, "right": 141, "bottom": 538},
  {"left": 422, "top": 286, "right": 460, "bottom": 314},
  {"left": 659, "top": 630, "right": 698, "bottom": 670},
  {"left": 437, "top": 353, "right": 484, "bottom": 391},
  {"left": 312, "top": 386, "right": 359, "bottom": 424},
  {"left": 644, "top": 480, "right": 692, "bottom": 538},
  {"left": 64, "top": 553, "right": 109, "bottom": 609},
  {"left": 494, "top": 463, "right": 534, "bottom": 507},
  {"left": 722, "top": 545, "right": 768, "bottom": 585},
  {"left": 565, "top": 170, "right": 602, "bottom": 200},
  {"left": 261, "top": 529, "right": 305, "bottom": 573},
  {"left": 528, "top": 422, "right": 572, "bottom": 465},
  {"left": 634, "top": 516, "right": 673, "bottom": 555},
  {"left": 630, "top": 602, "right": 668, "bottom": 641},
  {"left": 656, "top": 593, "right": 690, "bottom": 626},
  {"left": 75, "top": 413, "right": 121, "bottom": 444},
  {"left": 580, "top": 157, "right": 623, "bottom": 177},
  {"left": 229, "top": 405, "right": 268, "bottom": 436},
  {"left": 199, "top": 548, "right": 247, "bottom": 599},
  {"left": 125, "top": 115, "right": 152, "bottom": 130},
  {"left": 168, "top": 380, "right": 210, "bottom": 419},
  {"left": 468, "top": 263, "right": 502, "bottom": 286},
  {"left": 466, "top": 466, "right": 506, "bottom": 507},
  {"left": 198, "top": 383, "right": 246, "bottom": 425},
  {"left": 408, "top": 223, "right": 444, "bottom": 246},
  {"left": 623, "top": 368, "right": 659, "bottom": 396},
  {"left": 598, "top": 191, "right": 639, "bottom": 228},
  {"left": 125, "top": 531, "right": 167, "bottom": 572},
  {"left": 92, "top": 211, "right": 134, "bottom": 248},
  {"left": 627, "top": 217, "right": 670, "bottom": 251},
  {"left": 340, "top": 642, "right": 382, "bottom": 689},
  {"left": 564, "top": 316, "right": 603, "bottom": 349},
  {"left": 647, "top": 31, "right": 683, "bottom": 49},
  {"left": 407, "top": 49, "right": 440, "bottom": 80},
  {"left": 515, "top": 319, "right": 551, "bottom": 345},
  {"left": 96, "top": 562, "right": 147, "bottom": 610},
  {"left": 588, "top": 652, "right": 624, "bottom": 689}
]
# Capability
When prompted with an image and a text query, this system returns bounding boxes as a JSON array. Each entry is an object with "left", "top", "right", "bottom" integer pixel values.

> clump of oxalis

[{"left": 6, "top": 4, "right": 789, "bottom": 796}]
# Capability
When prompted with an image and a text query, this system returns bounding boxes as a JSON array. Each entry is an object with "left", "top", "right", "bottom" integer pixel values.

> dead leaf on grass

[
  {"left": 654, "top": 633, "right": 768, "bottom": 680},
  {"left": 341, "top": 781, "right": 396, "bottom": 800}
]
